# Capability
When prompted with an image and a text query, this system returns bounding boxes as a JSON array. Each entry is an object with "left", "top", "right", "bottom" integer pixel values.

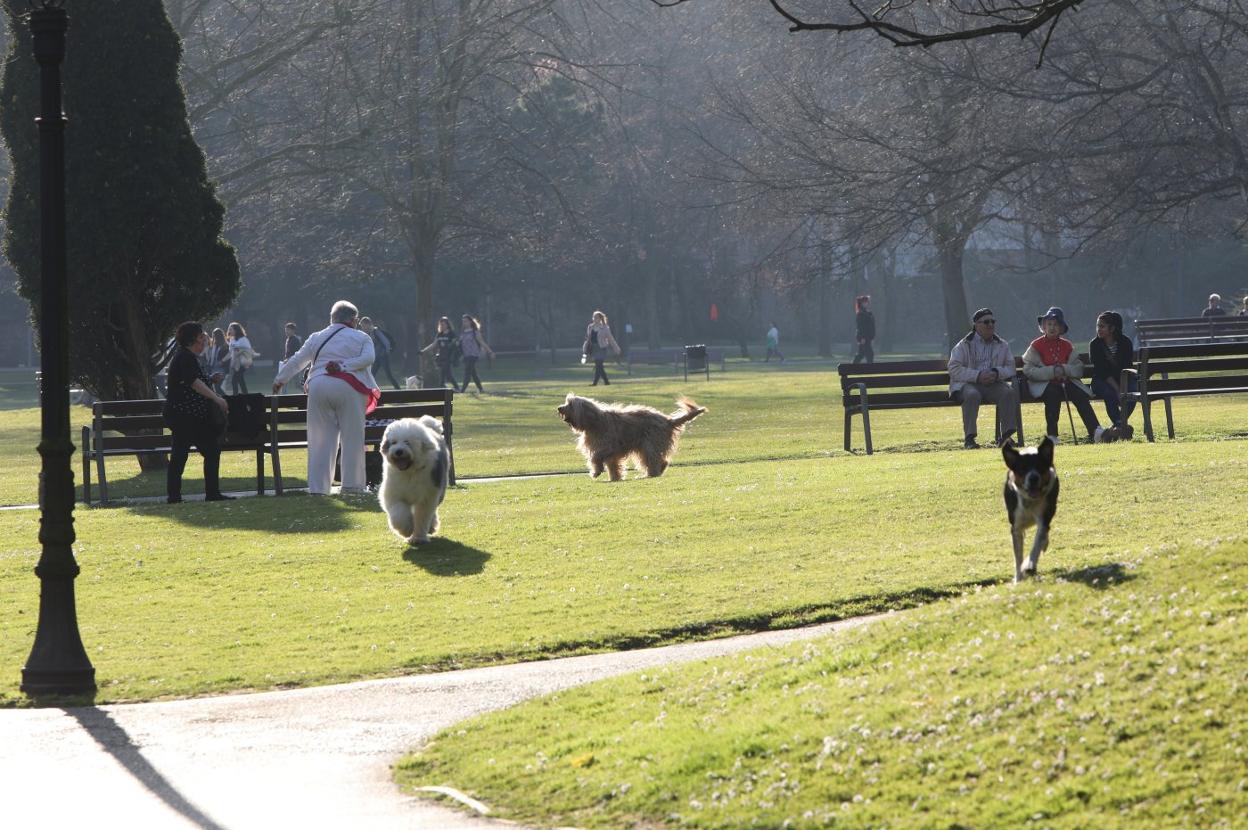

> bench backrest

[
  {"left": 90, "top": 399, "right": 267, "bottom": 452},
  {"left": 628, "top": 349, "right": 680, "bottom": 364},
  {"left": 270, "top": 388, "right": 453, "bottom": 447},
  {"left": 839, "top": 355, "right": 1095, "bottom": 408},
  {"left": 1134, "top": 316, "right": 1248, "bottom": 347},
  {"left": 1136, "top": 342, "right": 1248, "bottom": 393}
]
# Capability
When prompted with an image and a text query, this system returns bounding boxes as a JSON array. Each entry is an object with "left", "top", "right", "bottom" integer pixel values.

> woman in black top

[
  {"left": 853, "top": 295, "right": 875, "bottom": 363},
  {"left": 164, "top": 321, "right": 233, "bottom": 503},
  {"left": 1089, "top": 310, "right": 1136, "bottom": 439},
  {"left": 420, "top": 316, "right": 459, "bottom": 389}
]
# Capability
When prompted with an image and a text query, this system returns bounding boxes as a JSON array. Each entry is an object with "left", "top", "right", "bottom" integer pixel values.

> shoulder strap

[{"left": 312, "top": 325, "right": 347, "bottom": 367}]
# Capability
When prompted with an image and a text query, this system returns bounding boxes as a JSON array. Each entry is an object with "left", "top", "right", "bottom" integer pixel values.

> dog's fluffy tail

[{"left": 669, "top": 397, "right": 707, "bottom": 428}]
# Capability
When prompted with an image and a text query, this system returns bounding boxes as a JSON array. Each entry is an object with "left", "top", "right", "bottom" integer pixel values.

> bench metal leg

[
  {"left": 96, "top": 433, "right": 109, "bottom": 504},
  {"left": 256, "top": 450, "right": 265, "bottom": 495},
  {"left": 272, "top": 447, "right": 284, "bottom": 495},
  {"left": 1141, "top": 395, "right": 1155, "bottom": 442},
  {"left": 81, "top": 426, "right": 92, "bottom": 506},
  {"left": 1163, "top": 397, "right": 1175, "bottom": 440},
  {"left": 1014, "top": 387, "right": 1025, "bottom": 445},
  {"left": 843, "top": 409, "right": 854, "bottom": 452}
]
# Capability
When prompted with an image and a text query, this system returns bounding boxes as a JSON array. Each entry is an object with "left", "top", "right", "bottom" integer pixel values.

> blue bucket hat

[{"left": 1036, "top": 306, "right": 1069, "bottom": 334}]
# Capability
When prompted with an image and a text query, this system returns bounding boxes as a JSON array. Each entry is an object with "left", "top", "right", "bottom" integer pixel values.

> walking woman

[
  {"left": 584, "top": 310, "right": 621, "bottom": 385},
  {"left": 421, "top": 316, "right": 459, "bottom": 389},
  {"left": 853, "top": 295, "right": 875, "bottom": 363},
  {"left": 207, "top": 328, "right": 229, "bottom": 395},
  {"left": 226, "top": 321, "right": 255, "bottom": 395},
  {"left": 163, "top": 321, "right": 232, "bottom": 503},
  {"left": 458, "top": 314, "right": 494, "bottom": 393}
]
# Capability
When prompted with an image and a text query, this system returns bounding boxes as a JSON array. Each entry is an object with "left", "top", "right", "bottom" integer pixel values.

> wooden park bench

[
  {"left": 268, "top": 387, "right": 455, "bottom": 494},
  {"left": 81, "top": 388, "right": 455, "bottom": 504},
  {"left": 840, "top": 355, "right": 1096, "bottom": 454},
  {"left": 82, "top": 397, "right": 271, "bottom": 506},
  {"left": 1134, "top": 315, "right": 1248, "bottom": 347},
  {"left": 1122, "top": 341, "right": 1248, "bottom": 441}
]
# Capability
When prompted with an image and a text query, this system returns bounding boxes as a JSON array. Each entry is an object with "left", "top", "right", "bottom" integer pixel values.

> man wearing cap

[
  {"left": 948, "top": 308, "right": 1018, "bottom": 449},
  {"left": 1202, "top": 293, "right": 1226, "bottom": 317}
]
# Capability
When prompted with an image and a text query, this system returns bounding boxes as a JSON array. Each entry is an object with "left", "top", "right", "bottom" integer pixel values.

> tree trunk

[
  {"left": 936, "top": 230, "right": 970, "bottom": 351},
  {"left": 878, "top": 248, "right": 896, "bottom": 352},
  {"left": 817, "top": 241, "right": 833, "bottom": 357}
]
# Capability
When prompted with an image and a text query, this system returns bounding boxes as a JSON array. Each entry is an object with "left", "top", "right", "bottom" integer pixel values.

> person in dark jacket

[
  {"left": 163, "top": 321, "right": 233, "bottom": 503},
  {"left": 421, "top": 316, "right": 459, "bottom": 389},
  {"left": 1089, "top": 311, "right": 1136, "bottom": 439},
  {"left": 1202, "top": 293, "right": 1227, "bottom": 317},
  {"left": 853, "top": 295, "right": 875, "bottom": 363}
]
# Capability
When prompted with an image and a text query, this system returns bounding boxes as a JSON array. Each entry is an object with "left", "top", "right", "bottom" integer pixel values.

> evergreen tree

[{"left": 1, "top": 0, "right": 240, "bottom": 400}]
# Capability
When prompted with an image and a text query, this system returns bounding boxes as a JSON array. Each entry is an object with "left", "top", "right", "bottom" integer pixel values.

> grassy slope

[
  {"left": 2, "top": 438, "right": 1244, "bottom": 706},
  {"left": 1, "top": 362, "right": 1246, "bottom": 505},
  {"left": 398, "top": 537, "right": 1247, "bottom": 829}
]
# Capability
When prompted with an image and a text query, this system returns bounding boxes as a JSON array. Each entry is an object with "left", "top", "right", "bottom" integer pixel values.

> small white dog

[{"left": 378, "top": 416, "right": 449, "bottom": 545}]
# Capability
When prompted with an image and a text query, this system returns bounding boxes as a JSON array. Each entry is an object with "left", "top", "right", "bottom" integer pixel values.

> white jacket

[{"left": 274, "top": 323, "right": 379, "bottom": 391}]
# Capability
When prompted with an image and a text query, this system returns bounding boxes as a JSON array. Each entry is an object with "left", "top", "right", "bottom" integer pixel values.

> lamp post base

[{"left": 21, "top": 577, "right": 95, "bottom": 697}]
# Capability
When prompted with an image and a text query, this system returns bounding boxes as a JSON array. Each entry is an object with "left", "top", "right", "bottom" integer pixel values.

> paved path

[{"left": 0, "top": 615, "right": 882, "bottom": 829}]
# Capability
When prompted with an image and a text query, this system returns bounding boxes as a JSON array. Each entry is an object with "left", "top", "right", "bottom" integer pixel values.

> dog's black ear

[
  {"left": 1037, "top": 435, "right": 1055, "bottom": 467},
  {"left": 1001, "top": 441, "right": 1019, "bottom": 465}
]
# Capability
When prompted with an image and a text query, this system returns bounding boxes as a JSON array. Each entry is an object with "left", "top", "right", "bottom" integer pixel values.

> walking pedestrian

[
  {"left": 420, "top": 316, "right": 459, "bottom": 389},
  {"left": 458, "top": 315, "right": 494, "bottom": 394},
  {"left": 584, "top": 310, "right": 621, "bottom": 386},
  {"left": 272, "top": 301, "right": 381, "bottom": 495},
  {"left": 361, "top": 317, "right": 402, "bottom": 390},
  {"left": 206, "top": 328, "right": 228, "bottom": 395},
  {"left": 226, "top": 321, "right": 255, "bottom": 395},
  {"left": 764, "top": 322, "right": 784, "bottom": 363},
  {"left": 853, "top": 295, "right": 875, "bottom": 363}
]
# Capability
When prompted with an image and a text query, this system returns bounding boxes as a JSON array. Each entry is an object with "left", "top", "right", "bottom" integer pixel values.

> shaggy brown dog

[{"left": 557, "top": 393, "right": 707, "bottom": 480}]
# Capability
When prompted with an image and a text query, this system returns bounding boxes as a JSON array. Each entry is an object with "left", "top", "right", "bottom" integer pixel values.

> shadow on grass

[
  {"left": 402, "top": 538, "right": 491, "bottom": 575},
  {"left": 63, "top": 707, "right": 227, "bottom": 829},
  {"left": 1055, "top": 561, "right": 1138, "bottom": 589},
  {"left": 122, "top": 492, "right": 366, "bottom": 534}
]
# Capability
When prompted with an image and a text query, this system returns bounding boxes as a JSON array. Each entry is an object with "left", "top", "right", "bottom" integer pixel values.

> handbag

[
  {"left": 238, "top": 348, "right": 255, "bottom": 369},
  {"left": 303, "top": 325, "right": 347, "bottom": 393}
]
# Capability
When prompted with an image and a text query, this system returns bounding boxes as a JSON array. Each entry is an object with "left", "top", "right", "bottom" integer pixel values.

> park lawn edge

[{"left": 396, "top": 536, "right": 1248, "bottom": 829}]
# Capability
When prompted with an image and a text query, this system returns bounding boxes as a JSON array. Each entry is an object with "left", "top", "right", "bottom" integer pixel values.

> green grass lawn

[
  {"left": 2, "top": 433, "right": 1245, "bottom": 706},
  {"left": 1, "top": 361, "right": 1245, "bottom": 506},
  {"left": 398, "top": 534, "right": 1247, "bottom": 829}
]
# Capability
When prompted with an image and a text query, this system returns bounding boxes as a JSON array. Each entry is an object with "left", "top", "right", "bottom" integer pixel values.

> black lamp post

[{"left": 20, "top": 0, "right": 95, "bottom": 698}]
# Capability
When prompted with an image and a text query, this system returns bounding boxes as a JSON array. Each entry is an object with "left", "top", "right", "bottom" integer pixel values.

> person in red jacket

[{"left": 1021, "top": 306, "right": 1115, "bottom": 444}]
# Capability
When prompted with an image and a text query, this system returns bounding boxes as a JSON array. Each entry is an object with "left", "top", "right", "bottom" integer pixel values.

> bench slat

[
  {"left": 841, "top": 372, "right": 952, "bottom": 389},
  {"left": 843, "top": 390, "right": 953, "bottom": 406},
  {"left": 1144, "top": 376, "right": 1248, "bottom": 393}
]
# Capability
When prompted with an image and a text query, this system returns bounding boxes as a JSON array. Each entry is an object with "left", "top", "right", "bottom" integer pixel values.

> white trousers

[{"left": 307, "top": 375, "right": 366, "bottom": 494}]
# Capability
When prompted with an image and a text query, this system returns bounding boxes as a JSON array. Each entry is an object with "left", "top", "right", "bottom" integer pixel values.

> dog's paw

[{"left": 408, "top": 534, "right": 431, "bottom": 546}]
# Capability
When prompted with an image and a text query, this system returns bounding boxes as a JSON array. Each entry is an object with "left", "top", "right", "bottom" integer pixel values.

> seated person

[
  {"left": 1089, "top": 311, "right": 1136, "bottom": 440},
  {"left": 1022, "top": 307, "right": 1115, "bottom": 444},
  {"left": 948, "top": 308, "right": 1017, "bottom": 449}
]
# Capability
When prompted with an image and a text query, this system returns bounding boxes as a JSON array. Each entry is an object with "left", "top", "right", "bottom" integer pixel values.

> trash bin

[{"left": 684, "top": 344, "right": 708, "bottom": 381}]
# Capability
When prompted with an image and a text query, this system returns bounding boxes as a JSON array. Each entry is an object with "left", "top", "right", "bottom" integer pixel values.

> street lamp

[{"left": 20, "top": 0, "right": 95, "bottom": 698}]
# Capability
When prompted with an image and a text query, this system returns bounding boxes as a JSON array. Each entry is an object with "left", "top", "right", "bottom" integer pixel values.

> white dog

[{"left": 378, "top": 416, "right": 449, "bottom": 545}]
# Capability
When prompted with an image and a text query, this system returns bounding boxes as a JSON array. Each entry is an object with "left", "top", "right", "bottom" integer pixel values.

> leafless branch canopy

[{"left": 652, "top": 0, "right": 1087, "bottom": 50}]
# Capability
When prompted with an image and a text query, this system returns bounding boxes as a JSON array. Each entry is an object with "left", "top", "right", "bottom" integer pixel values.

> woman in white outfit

[{"left": 272, "top": 301, "right": 380, "bottom": 494}]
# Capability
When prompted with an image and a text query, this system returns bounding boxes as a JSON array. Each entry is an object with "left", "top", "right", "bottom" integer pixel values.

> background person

[
  {"left": 420, "top": 316, "right": 459, "bottom": 389},
  {"left": 1090, "top": 311, "right": 1137, "bottom": 439},
  {"left": 1022, "top": 306, "right": 1114, "bottom": 444},
  {"left": 853, "top": 295, "right": 875, "bottom": 363},
  {"left": 764, "top": 322, "right": 784, "bottom": 362},
  {"left": 163, "top": 321, "right": 232, "bottom": 503},
  {"left": 226, "top": 321, "right": 255, "bottom": 395},
  {"left": 361, "top": 316, "right": 402, "bottom": 390},
  {"left": 272, "top": 301, "right": 380, "bottom": 495},
  {"left": 206, "top": 328, "right": 229, "bottom": 395},
  {"left": 1239, "top": 296, "right": 1248, "bottom": 316},
  {"left": 1202, "top": 293, "right": 1226, "bottom": 317},
  {"left": 585, "top": 310, "right": 621, "bottom": 386},
  {"left": 947, "top": 307, "right": 1017, "bottom": 449},
  {"left": 458, "top": 314, "right": 494, "bottom": 394}
]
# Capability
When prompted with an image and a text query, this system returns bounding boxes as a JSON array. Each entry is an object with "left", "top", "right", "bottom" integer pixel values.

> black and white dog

[{"left": 1002, "top": 436, "right": 1059, "bottom": 583}]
